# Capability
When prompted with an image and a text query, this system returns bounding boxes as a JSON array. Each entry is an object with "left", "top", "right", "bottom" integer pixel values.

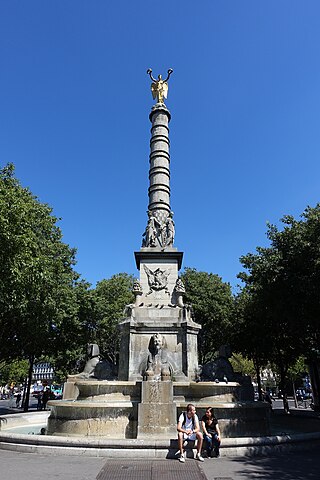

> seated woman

[{"left": 201, "top": 407, "right": 221, "bottom": 458}]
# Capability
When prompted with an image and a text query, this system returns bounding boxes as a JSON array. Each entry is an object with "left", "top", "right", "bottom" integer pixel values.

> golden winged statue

[{"left": 147, "top": 68, "right": 173, "bottom": 104}]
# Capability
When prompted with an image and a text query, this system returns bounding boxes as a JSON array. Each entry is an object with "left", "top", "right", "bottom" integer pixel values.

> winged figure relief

[{"left": 144, "top": 265, "right": 170, "bottom": 295}]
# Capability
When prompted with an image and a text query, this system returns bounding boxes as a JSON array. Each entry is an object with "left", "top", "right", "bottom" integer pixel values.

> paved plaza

[{"left": 0, "top": 449, "right": 319, "bottom": 480}]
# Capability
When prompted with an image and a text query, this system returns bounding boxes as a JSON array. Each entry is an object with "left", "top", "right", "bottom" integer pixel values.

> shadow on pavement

[
  {"left": 270, "top": 408, "right": 320, "bottom": 435},
  {"left": 226, "top": 450, "right": 319, "bottom": 480}
]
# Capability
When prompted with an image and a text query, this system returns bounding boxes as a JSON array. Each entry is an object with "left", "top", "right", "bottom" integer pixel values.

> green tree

[
  {"left": 181, "top": 268, "right": 234, "bottom": 364},
  {"left": 0, "top": 164, "right": 79, "bottom": 409},
  {"left": 287, "top": 356, "right": 308, "bottom": 383},
  {"left": 0, "top": 359, "right": 29, "bottom": 386},
  {"left": 237, "top": 246, "right": 302, "bottom": 409},
  {"left": 93, "top": 273, "right": 134, "bottom": 366},
  {"left": 229, "top": 353, "right": 256, "bottom": 379},
  {"left": 237, "top": 205, "right": 320, "bottom": 410},
  {"left": 232, "top": 288, "right": 273, "bottom": 400},
  {"left": 52, "top": 280, "right": 97, "bottom": 379}
]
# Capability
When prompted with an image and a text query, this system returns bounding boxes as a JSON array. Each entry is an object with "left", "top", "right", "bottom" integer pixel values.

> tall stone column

[
  {"left": 148, "top": 104, "right": 171, "bottom": 226},
  {"left": 118, "top": 70, "right": 201, "bottom": 383}
]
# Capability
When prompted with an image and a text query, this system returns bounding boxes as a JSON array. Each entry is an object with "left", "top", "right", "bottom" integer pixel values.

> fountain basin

[
  {"left": 76, "top": 380, "right": 141, "bottom": 401},
  {"left": 0, "top": 411, "right": 319, "bottom": 457},
  {"left": 46, "top": 380, "right": 270, "bottom": 438},
  {"left": 47, "top": 400, "right": 138, "bottom": 438},
  {"left": 173, "top": 381, "right": 240, "bottom": 403}
]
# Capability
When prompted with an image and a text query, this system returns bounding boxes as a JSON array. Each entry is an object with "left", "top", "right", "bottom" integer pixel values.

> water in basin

[{"left": 4, "top": 424, "right": 47, "bottom": 435}]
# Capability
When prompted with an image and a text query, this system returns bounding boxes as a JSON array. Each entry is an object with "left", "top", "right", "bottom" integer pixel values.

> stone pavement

[
  {"left": 0, "top": 449, "right": 320, "bottom": 480},
  {"left": 269, "top": 408, "right": 320, "bottom": 435}
]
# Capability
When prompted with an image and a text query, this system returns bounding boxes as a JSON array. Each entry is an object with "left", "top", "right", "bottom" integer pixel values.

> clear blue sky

[{"left": 1, "top": 1, "right": 320, "bottom": 291}]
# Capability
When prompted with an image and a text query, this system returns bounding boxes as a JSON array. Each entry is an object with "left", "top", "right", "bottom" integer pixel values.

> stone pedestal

[
  {"left": 118, "top": 247, "right": 201, "bottom": 382},
  {"left": 137, "top": 381, "right": 177, "bottom": 438},
  {"left": 118, "top": 301, "right": 201, "bottom": 382}
]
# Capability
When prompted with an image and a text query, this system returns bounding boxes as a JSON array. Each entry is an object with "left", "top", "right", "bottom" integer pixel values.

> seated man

[{"left": 177, "top": 403, "right": 204, "bottom": 463}]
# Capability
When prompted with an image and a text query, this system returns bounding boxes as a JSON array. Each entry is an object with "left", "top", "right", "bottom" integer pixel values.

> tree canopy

[
  {"left": 93, "top": 273, "right": 135, "bottom": 365},
  {"left": 0, "top": 164, "right": 83, "bottom": 406},
  {"left": 236, "top": 205, "right": 320, "bottom": 404},
  {"left": 0, "top": 163, "right": 138, "bottom": 386},
  {"left": 181, "top": 268, "right": 234, "bottom": 364}
]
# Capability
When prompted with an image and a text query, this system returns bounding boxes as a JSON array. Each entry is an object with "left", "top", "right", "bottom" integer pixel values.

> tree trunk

[
  {"left": 308, "top": 359, "right": 320, "bottom": 412},
  {"left": 279, "top": 362, "right": 289, "bottom": 413},
  {"left": 254, "top": 359, "right": 263, "bottom": 401},
  {"left": 292, "top": 380, "right": 298, "bottom": 408},
  {"left": 23, "top": 355, "right": 34, "bottom": 412},
  {"left": 21, "top": 376, "right": 28, "bottom": 409}
]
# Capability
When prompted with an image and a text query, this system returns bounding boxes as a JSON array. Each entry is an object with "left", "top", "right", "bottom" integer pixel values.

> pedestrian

[
  {"left": 16, "top": 393, "right": 22, "bottom": 408},
  {"left": 177, "top": 403, "right": 204, "bottom": 463},
  {"left": 42, "top": 388, "right": 51, "bottom": 410},
  {"left": 263, "top": 391, "right": 273, "bottom": 407},
  {"left": 37, "top": 391, "right": 43, "bottom": 411},
  {"left": 9, "top": 390, "right": 15, "bottom": 408},
  {"left": 201, "top": 407, "right": 221, "bottom": 457}
]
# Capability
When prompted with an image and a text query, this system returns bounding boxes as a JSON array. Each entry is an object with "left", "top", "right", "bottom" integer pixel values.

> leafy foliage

[
  {"left": 0, "top": 165, "right": 138, "bottom": 389},
  {"left": 0, "top": 163, "right": 85, "bottom": 408},
  {"left": 229, "top": 353, "right": 255, "bottom": 378},
  {"left": 181, "top": 268, "right": 234, "bottom": 364},
  {"left": 52, "top": 280, "right": 98, "bottom": 378},
  {"left": 93, "top": 273, "right": 134, "bottom": 365},
  {"left": 0, "top": 163, "right": 79, "bottom": 363},
  {"left": 0, "top": 359, "right": 29, "bottom": 386},
  {"left": 236, "top": 205, "right": 320, "bottom": 405},
  {"left": 286, "top": 356, "right": 308, "bottom": 382}
]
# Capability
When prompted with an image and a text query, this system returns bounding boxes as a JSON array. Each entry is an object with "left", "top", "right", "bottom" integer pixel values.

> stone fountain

[{"left": 46, "top": 69, "right": 270, "bottom": 441}]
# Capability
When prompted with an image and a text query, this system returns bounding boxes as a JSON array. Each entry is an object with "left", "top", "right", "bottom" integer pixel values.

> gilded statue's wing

[
  {"left": 151, "top": 82, "right": 158, "bottom": 100},
  {"left": 162, "top": 82, "right": 168, "bottom": 99}
]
